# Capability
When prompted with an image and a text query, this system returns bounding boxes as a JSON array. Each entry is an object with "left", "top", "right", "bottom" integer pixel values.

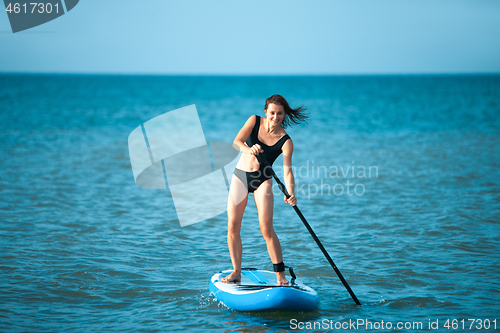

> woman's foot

[
  {"left": 221, "top": 270, "right": 241, "bottom": 283},
  {"left": 276, "top": 271, "right": 289, "bottom": 286}
]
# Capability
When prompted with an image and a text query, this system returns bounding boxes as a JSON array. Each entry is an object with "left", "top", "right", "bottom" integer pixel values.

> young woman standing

[{"left": 222, "top": 94, "right": 308, "bottom": 285}]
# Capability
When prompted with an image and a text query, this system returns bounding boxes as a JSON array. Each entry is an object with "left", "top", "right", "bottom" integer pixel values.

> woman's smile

[{"left": 266, "top": 103, "right": 285, "bottom": 126}]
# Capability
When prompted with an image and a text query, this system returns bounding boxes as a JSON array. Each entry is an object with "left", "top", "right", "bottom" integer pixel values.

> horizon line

[{"left": 1, "top": 71, "right": 500, "bottom": 77}]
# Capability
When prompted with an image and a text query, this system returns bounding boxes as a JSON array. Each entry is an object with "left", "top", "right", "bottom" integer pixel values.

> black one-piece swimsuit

[{"left": 234, "top": 115, "right": 290, "bottom": 193}]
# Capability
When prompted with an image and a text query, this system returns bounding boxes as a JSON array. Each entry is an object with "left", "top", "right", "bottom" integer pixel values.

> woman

[{"left": 222, "top": 94, "right": 308, "bottom": 285}]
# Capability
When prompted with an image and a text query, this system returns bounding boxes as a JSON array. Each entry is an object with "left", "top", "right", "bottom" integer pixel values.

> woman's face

[{"left": 266, "top": 103, "right": 285, "bottom": 126}]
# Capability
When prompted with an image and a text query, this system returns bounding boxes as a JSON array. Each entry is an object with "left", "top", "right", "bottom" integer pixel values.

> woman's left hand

[{"left": 284, "top": 194, "right": 297, "bottom": 206}]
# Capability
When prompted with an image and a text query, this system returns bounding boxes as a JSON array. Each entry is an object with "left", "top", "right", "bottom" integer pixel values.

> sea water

[{"left": 1, "top": 74, "right": 499, "bottom": 332}]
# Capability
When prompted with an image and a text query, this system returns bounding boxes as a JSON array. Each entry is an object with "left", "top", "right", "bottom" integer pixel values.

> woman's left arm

[{"left": 282, "top": 139, "right": 297, "bottom": 206}]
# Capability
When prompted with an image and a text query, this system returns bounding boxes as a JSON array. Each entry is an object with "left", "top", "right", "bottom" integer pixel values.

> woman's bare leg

[
  {"left": 253, "top": 179, "right": 289, "bottom": 285},
  {"left": 222, "top": 175, "right": 248, "bottom": 283}
]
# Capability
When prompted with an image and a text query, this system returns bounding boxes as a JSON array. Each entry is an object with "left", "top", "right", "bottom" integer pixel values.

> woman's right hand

[{"left": 249, "top": 144, "right": 264, "bottom": 155}]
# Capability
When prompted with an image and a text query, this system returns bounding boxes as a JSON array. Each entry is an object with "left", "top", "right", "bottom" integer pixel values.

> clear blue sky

[{"left": 1, "top": 0, "right": 499, "bottom": 74}]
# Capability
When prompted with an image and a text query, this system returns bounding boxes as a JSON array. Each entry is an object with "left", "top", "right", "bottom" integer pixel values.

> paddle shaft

[{"left": 258, "top": 155, "right": 361, "bottom": 305}]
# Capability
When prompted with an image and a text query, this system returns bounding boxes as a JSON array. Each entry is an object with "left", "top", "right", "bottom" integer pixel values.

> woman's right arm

[{"left": 233, "top": 115, "right": 262, "bottom": 155}]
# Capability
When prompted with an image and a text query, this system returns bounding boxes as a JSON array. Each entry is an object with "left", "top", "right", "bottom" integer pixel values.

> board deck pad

[
  {"left": 221, "top": 269, "right": 305, "bottom": 290},
  {"left": 210, "top": 268, "right": 319, "bottom": 312}
]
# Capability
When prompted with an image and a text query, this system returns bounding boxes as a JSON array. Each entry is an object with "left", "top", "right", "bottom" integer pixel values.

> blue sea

[{"left": 1, "top": 74, "right": 499, "bottom": 332}]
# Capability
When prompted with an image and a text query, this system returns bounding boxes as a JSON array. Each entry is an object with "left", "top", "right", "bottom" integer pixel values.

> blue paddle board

[{"left": 209, "top": 268, "right": 319, "bottom": 311}]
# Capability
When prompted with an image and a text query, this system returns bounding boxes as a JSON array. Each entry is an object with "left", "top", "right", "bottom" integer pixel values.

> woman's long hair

[{"left": 264, "top": 94, "right": 309, "bottom": 129}]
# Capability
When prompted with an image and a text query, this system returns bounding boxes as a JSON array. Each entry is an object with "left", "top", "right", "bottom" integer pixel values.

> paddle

[{"left": 258, "top": 154, "right": 362, "bottom": 305}]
